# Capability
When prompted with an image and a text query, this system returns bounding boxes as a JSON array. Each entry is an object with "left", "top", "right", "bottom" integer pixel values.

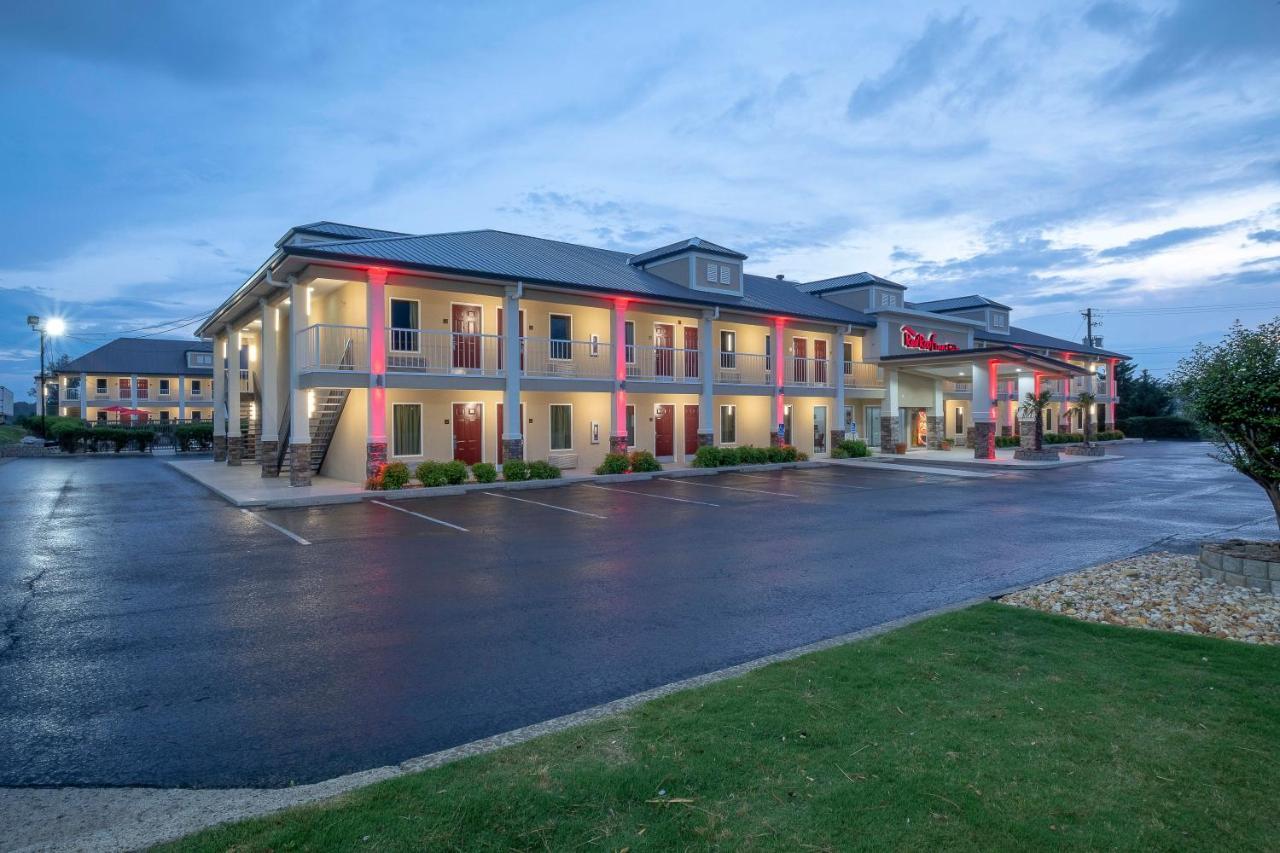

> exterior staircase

[
  {"left": 239, "top": 397, "right": 259, "bottom": 462},
  {"left": 307, "top": 388, "right": 350, "bottom": 473}
]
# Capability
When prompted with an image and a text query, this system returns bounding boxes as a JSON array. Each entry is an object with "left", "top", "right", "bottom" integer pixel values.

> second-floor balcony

[
  {"left": 296, "top": 324, "right": 370, "bottom": 372},
  {"left": 387, "top": 328, "right": 505, "bottom": 377}
]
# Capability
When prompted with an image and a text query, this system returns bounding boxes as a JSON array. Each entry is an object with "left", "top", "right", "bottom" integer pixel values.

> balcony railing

[
  {"left": 716, "top": 351, "right": 772, "bottom": 385},
  {"left": 626, "top": 345, "right": 700, "bottom": 383},
  {"left": 296, "top": 324, "right": 368, "bottom": 372},
  {"left": 522, "top": 337, "right": 613, "bottom": 379},
  {"left": 386, "top": 328, "right": 505, "bottom": 376},
  {"left": 63, "top": 387, "right": 81, "bottom": 401},
  {"left": 786, "top": 356, "right": 834, "bottom": 388},
  {"left": 845, "top": 360, "right": 884, "bottom": 388},
  {"left": 239, "top": 369, "right": 252, "bottom": 393}
]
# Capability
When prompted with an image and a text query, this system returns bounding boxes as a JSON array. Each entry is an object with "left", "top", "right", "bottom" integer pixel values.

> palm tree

[
  {"left": 1017, "top": 389, "right": 1055, "bottom": 451},
  {"left": 1073, "top": 390, "right": 1097, "bottom": 449}
]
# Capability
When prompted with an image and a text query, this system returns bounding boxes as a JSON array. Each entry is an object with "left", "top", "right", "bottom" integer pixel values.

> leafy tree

[
  {"left": 1171, "top": 319, "right": 1280, "bottom": 529},
  {"left": 1018, "top": 389, "right": 1055, "bottom": 451},
  {"left": 1115, "top": 361, "right": 1172, "bottom": 419}
]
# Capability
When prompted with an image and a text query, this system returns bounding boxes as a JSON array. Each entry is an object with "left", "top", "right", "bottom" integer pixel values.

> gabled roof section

[
  {"left": 797, "top": 271, "right": 907, "bottom": 294},
  {"left": 977, "top": 326, "right": 1128, "bottom": 360},
  {"left": 909, "top": 294, "right": 1011, "bottom": 313},
  {"left": 282, "top": 229, "right": 874, "bottom": 327},
  {"left": 56, "top": 338, "right": 214, "bottom": 376},
  {"left": 629, "top": 237, "right": 747, "bottom": 266},
  {"left": 280, "top": 221, "right": 412, "bottom": 246}
]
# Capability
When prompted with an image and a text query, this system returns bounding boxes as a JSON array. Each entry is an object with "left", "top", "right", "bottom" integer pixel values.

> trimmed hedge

[
  {"left": 443, "top": 459, "right": 469, "bottom": 485},
  {"left": 628, "top": 450, "right": 662, "bottom": 472},
  {"left": 1117, "top": 415, "right": 1200, "bottom": 440},
  {"left": 381, "top": 462, "right": 411, "bottom": 490},
  {"left": 595, "top": 453, "right": 630, "bottom": 475},
  {"left": 528, "top": 460, "right": 562, "bottom": 480},
  {"left": 48, "top": 423, "right": 156, "bottom": 453},
  {"left": 832, "top": 438, "right": 869, "bottom": 459},
  {"left": 995, "top": 435, "right": 1020, "bottom": 448},
  {"left": 175, "top": 422, "right": 214, "bottom": 450},
  {"left": 415, "top": 461, "right": 449, "bottom": 487},
  {"left": 471, "top": 462, "right": 498, "bottom": 483},
  {"left": 502, "top": 459, "right": 531, "bottom": 481},
  {"left": 692, "top": 444, "right": 803, "bottom": 467}
]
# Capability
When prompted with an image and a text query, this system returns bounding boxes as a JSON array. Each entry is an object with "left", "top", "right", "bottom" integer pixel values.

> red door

[
  {"left": 814, "top": 340, "right": 828, "bottom": 384},
  {"left": 793, "top": 338, "right": 808, "bottom": 383},
  {"left": 452, "top": 304, "right": 482, "bottom": 370},
  {"left": 683, "top": 327, "right": 699, "bottom": 379},
  {"left": 496, "top": 402, "right": 524, "bottom": 464},
  {"left": 452, "top": 402, "right": 483, "bottom": 464},
  {"left": 654, "top": 324, "right": 674, "bottom": 378},
  {"left": 655, "top": 405, "right": 674, "bottom": 457},
  {"left": 496, "top": 308, "right": 524, "bottom": 370},
  {"left": 683, "top": 405, "right": 699, "bottom": 456}
]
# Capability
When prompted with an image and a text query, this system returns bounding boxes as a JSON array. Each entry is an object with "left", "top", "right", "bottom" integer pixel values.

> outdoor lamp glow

[{"left": 45, "top": 317, "right": 66, "bottom": 336}]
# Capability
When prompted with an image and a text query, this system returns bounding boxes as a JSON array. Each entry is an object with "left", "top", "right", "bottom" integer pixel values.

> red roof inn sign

[{"left": 901, "top": 325, "right": 959, "bottom": 352}]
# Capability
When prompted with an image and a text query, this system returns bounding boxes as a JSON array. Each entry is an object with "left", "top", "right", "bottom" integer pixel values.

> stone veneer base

[
  {"left": 366, "top": 441, "right": 388, "bottom": 479},
  {"left": 972, "top": 422, "right": 995, "bottom": 460},
  {"left": 1013, "top": 447, "right": 1061, "bottom": 462},
  {"left": 1063, "top": 445, "right": 1106, "bottom": 457},
  {"left": 258, "top": 440, "right": 280, "bottom": 477},
  {"left": 608, "top": 435, "right": 628, "bottom": 455},
  {"left": 212, "top": 435, "right": 227, "bottom": 462},
  {"left": 226, "top": 436, "right": 243, "bottom": 466},
  {"left": 501, "top": 437, "right": 524, "bottom": 464},
  {"left": 289, "top": 443, "right": 313, "bottom": 487},
  {"left": 1198, "top": 540, "right": 1280, "bottom": 594}
]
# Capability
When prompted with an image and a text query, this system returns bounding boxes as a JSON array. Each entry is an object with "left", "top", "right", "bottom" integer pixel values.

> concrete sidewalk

[{"left": 861, "top": 444, "right": 1126, "bottom": 471}]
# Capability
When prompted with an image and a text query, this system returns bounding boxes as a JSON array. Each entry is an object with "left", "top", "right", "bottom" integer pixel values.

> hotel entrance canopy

[{"left": 877, "top": 344, "right": 1094, "bottom": 382}]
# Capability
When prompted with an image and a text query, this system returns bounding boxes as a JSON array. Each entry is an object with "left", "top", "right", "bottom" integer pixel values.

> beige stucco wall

[
  {"left": 320, "top": 387, "right": 369, "bottom": 483},
  {"left": 898, "top": 372, "right": 937, "bottom": 409}
]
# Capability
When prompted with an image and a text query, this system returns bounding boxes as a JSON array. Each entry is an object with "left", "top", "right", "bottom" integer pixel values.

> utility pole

[{"left": 1081, "top": 308, "right": 1100, "bottom": 348}]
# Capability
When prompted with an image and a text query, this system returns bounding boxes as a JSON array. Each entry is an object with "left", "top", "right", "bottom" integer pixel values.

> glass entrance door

[
  {"left": 813, "top": 405, "right": 827, "bottom": 454},
  {"left": 865, "top": 406, "right": 881, "bottom": 447}
]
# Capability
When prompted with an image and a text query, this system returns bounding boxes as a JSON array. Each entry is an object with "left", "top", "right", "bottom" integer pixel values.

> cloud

[
  {"left": 1083, "top": 1, "right": 1147, "bottom": 36},
  {"left": 1248, "top": 229, "right": 1280, "bottom": 244},
  {"left": 1096, "top": 224, "right": 1232, "bottom": 259},
  {"left": 1105, "top": 0, "right": 1280, "bottom": 95},
  {"left": 846, "top": 12, "right": 977, "bottom": 121}
]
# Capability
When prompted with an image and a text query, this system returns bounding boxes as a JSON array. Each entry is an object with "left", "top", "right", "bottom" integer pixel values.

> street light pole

[{"left": 27, "top": 315, "right": 65, "bottom": 439}]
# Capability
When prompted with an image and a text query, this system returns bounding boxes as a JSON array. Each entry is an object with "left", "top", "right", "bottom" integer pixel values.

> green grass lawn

[
  {"left": 0, "top": 424, "right": 28, "bottom": 445},
  {"left": 163, "top": 604, "right": 1280, "bottom": 852}
]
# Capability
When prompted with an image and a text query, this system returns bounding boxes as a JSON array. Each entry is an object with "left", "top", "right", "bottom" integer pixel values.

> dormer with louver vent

[{"left": 630, "top": 238, "right": 746, "bottom": 297}]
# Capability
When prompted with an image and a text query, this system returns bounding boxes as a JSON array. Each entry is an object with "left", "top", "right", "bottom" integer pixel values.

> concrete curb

[
  {"left": 167, "top": 459, "right": 827, "bottom": 509},
  {"left": 0, "top": 596, "right": 983, "bottom": 853}
]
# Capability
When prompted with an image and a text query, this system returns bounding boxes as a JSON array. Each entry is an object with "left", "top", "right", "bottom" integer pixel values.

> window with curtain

[
  {"left": 393, "top": 404, "right": 421, "bottom": 456},
  {"left": 720, "top": 405, "right": 736, "bottom": 444},
  {"left": 390, "top": 299, "right": 419, "bottom": 351},
  {"left": 550, "top": 404, "right": 573, "bottom": 450},
  {"left": 625, "top": 321, "right": 635, "bottom": 364},
  {"left": 626, "top": 405, "right": 636, "bottom": 448}
]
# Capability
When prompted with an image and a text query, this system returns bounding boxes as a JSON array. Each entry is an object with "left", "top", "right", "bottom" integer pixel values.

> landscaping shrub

[
  {"left": 528, "top": 459, "right": 562, "bottom": 480},
  {"left": 21, "top": 415, "right": 80, "bottom": 439},
  {"left": 471, "top": 462, "right": 498, "bottom": 483},
  {"left": 779, "top": 445, "right": 801, "bottom": 462},
  {"left": 380, "top": 461, "right": 411, "bottom": 490},
  {"left": 49, "top": 421, "right": 83, "bottom": 452},
  {"left": 832, "top": 438, "right": 869, "bottom": 459},
  {"left": 175, "top": 422, "right": 214, "bottom": 451},
  {"left": 415, "top": 460, "right": 449, "bottom": 487},
  {"left": 765, "top": 445, "right": 787, "bottom": 463},
  {"left": 738, "top": 445, "right": 769, "bottom": 464},
  {"left": 692, "top": 445, "right": 722, "bottom": 467},
  {"left": 594, "top": 452, "right": 630, "bottom": 475},
  {"left": 995, "top": 435, "right": 1020, "bottom": 448},
  {"left": 1117, "top": 415, "right": 1200, "bottom": 440},
  {"left": 365, "top": 467, "right": 385, "bottom": 490},
  {"left": 502, "top": 458, "right": 531, "bottom": 481},
  {"left": 443, "top": 459, "right": 469, "bottom": 485},
  {"left": 1096, "top": 429, "right": 1125, "bottom": 441},
  {"left": 718, "top": 446, "right": 742, "bottom": 466},
  {"left": 628, "top": 449, "right": 662, "bottom": 472}
]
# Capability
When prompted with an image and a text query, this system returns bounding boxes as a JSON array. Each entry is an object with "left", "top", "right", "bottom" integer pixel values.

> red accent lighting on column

[
  {"left": 988, "top": 359, "right": 999, "bottom": 420},
  {"left": 370, "top": 385, "right": 386, "bottom": 440}
]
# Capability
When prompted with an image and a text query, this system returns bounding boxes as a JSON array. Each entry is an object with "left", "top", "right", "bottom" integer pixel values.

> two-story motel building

[
  {"left": 195, "top": 222, "right": 1128, "bottom": 486},
  {"left": 53, "top": 338, "right": 216, "bottom": 425}
]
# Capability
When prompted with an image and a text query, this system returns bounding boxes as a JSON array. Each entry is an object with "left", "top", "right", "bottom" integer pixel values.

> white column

[
  {"left": 502, "top": 285, "right": 523, "bottom": 458},
  {"left": 79, "top": 371, "right": 87, "bottom": 420},
  {"left": 178, "top": 373, "right": 186, "bottom": 421},
  {"left": 833, "top": 327, "right": 847, "bottom": 433},
  {"left": 971, "top": 359, "right": 995, "bottom": 459},
  {"left": 227, "top": 325, "right": 244, "bottom": 464},
  {"left": 698, "top": 311, "right": 714, "bottom": 438},
  {"left": 772, "top": 317, "right": 786, "bottom": 442},
  {"left": 212, "top": 330, "right": 227, "bottom": 439},
  {"left": 289, "top": 279, "right": 310, "bottom": 444},
  {"left": 130, "top": 373, "right": 139, "bottom": 412},
  {"left": 609, "top": 298, "right": 628, "bottom": 451},
  {"left": 260, "top": 299, "right": 279, "bottom": 441},
  {"left": 366, "top": 270, "right": 388, "bottom": 475}
]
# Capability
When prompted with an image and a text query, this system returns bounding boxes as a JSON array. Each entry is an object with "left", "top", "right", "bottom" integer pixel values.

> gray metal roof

[
  {"left": 56, "top": 338, "right": 214, "bottom": 376},
  {"left": 628, "top": 237, "right": 747, "bottom": 265},
  {"left": 909, "top": 294, "right": 1012, "bottom": 312},
  {"left": 798, "top": 271, "right": 907, "bottom": 294},
  {"left": 287, "top": 229, "right": 875, "bottom": 327},
  {"left": 290, "top": 221, "right": 412, "bottom": 242},
  {"left": 977, "top": 326, "right": 1127, "bottom": 359}
]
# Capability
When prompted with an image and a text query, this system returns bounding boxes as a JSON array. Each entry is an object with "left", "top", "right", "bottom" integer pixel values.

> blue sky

[{"left": 2, "top": 0, "right": 1278, "bottom": 398}]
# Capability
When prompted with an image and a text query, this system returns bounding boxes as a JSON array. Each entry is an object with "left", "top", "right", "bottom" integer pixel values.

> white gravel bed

[{"left": 1001, "top": 551, "right": 1280, "bottom": 645}]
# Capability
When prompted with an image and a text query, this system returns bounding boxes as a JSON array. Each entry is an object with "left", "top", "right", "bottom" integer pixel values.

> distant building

[
  {"left": 0, "top": 386, "right": 13, "bottom": 423},
  {"left": 51, "top": 338, "right": 216, "bottom": 426}
]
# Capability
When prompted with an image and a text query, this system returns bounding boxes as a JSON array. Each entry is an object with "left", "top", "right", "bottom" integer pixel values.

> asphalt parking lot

[{"left": 0, "top": 444, "right": 1275, "bottom": 789}]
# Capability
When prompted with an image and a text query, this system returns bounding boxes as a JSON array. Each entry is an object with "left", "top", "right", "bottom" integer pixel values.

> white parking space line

[
  {"left": 240, "top": 508, "right": 311, "bottom": 545},
  {"left": 484, "top": 492, "right": 608, "bottom": 519},
  {"left": 371, "top": 500, "right": 469, "bottom": 532},
  {"left": 666, "top": 479, "right": 797, "bottom": 497},
  {"left": 582, "top": 483, "right": 720, "bottom": 507}
]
